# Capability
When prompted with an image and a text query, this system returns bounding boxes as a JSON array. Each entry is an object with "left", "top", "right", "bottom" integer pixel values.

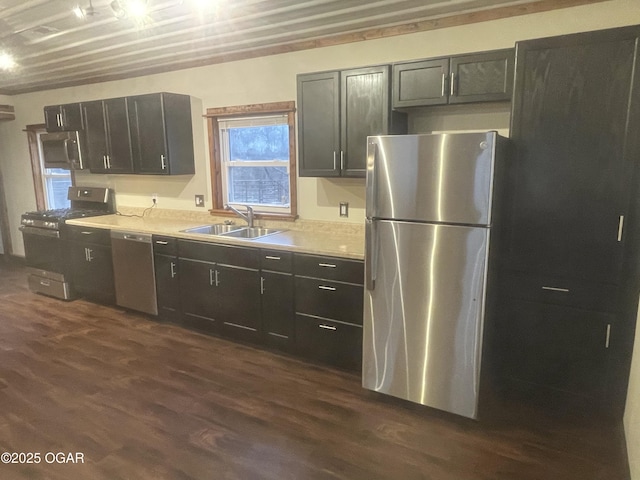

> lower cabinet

[
  {"left": 153, "top": 236, "right": 180, "bottom": 322},
  {"left": 177, "top": 240, "right": 261, "bottom": 342},
  {"left": 261, "top": 270, "right": 295, "bottom": 351},
  {"left": 67, "top": 226, "right": 115, "bottom": 304},
  {"left": 295, "top": 315, "right": 363, "bottom": 371},
  {"left": 497, "top": 298, "right": 613, "bottom": 402},
  {"left": 293, "top": 253, "right": 364, "bottom": 371}
]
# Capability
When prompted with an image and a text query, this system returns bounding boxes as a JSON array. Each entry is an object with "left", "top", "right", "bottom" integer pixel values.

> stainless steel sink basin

[
  {"left": 181, "top": 224, "right": 244, "bottom": 235},
  {"left": 219, "top": 227, "right": 285, "bottom": 239}
]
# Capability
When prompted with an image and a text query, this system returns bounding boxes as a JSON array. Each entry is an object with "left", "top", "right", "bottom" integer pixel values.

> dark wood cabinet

[
  {"left": 497, "top": 26, "right": 640, "bottom": 417},
  {"left": 82, "top": 98, "right": 134, "bottom": 174},
  {"left": 298, "top": 66, "right": 406, "bottom": 177},
  {"left": 260, "top": 250, "right": 294, "bottom": 351},
  {"left": 44, "top": 103, "right": 83, "bottom": 132},
  {"left": 297, "top": 71, "right": 340, "bottom": 177},
  {"left": 67, "top": 226, "right": 114, "bottom": 305},
  {"left": 293, "top": 253, "right": 364, "bottom": 371},
  {"left": 498, "top": 299, "right": 613, "bottom": 401},
  {"left": 177, "top": 240, "right": 261, "bottom": 341},
  {"left": 392, "top": 49, "right": 514, "bottom": 108},
  {"left": 153, "top": 236, "right": 180, "bottom": 322},
  {"left": 128, "top": 92, "right": 195, "bottom": 175}
]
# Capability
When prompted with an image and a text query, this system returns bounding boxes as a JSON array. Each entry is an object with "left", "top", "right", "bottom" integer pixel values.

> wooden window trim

[
  {"left": 205, "top": 101, "right": 298, "bottom": 221},
  {"left": 24, "top": 123, "right": 76, "bottom": 212}
]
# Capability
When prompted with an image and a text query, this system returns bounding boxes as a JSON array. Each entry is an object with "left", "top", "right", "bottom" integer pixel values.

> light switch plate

[{"left": 195, "top": 194, "right": 205, "bottom": 207}]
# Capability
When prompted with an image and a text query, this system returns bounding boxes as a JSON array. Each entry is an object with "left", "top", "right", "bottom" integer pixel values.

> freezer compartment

[
  {"left": 362, "top": 220, "right": 489, "bottom": 419},
  {"left": 366, "top": 132, "right": 498, "bottom": 225}
]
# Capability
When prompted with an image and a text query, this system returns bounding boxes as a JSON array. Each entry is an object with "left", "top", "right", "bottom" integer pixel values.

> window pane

[
  {"left": 228, "top": 125, "right": 289, "bottom": 161},
  {"left": 228, "top": 166, "right": 289, "bottom": 206},
  {"left": 44, "top": 170, "right": 72, "bottom": 209}
]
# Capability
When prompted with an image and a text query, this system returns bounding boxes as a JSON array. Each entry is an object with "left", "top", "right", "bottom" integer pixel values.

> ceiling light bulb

[
  {"left": 73, "top": 5, "right": 86, "bottom": 18},
  {"left": 127, "top": 0, "right": 148, "bottom": 18},
  {"left": 0, "top": 52, "right": 16, "bottom": 71}
]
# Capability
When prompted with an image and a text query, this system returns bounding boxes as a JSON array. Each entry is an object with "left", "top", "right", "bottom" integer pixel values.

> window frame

[
  {"left": 205, "top": 101, "right": 298, "bottom": 221},
  {"left": 25, "top": 124, "right": 75, "bottom": 211}
]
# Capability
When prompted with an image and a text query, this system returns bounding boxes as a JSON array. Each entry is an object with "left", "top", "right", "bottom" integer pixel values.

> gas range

[
  {"left": 21, "top": 208, "right": 112, "bottom": 230},
  {"left": 19, "top": 186, "right": 116, "bottom": 300}
]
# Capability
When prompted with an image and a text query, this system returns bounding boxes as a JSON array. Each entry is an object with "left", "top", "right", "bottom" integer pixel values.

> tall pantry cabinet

[{"left": 496, "top": 25, "right": 640, "bottom": 418}]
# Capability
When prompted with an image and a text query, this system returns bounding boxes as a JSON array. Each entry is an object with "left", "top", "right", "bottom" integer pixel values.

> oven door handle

[{"left": 19, "top": 225, "right": 60, "bottom": 238}]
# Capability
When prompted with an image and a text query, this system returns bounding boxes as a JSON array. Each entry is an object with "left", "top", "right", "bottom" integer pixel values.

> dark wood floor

[{"left": 0, "top": 261, "right": 630, "bottom": 480}]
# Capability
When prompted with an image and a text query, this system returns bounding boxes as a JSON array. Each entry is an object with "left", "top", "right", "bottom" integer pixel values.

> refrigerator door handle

[
  {"left": 366, "top": 141, "right": 377, "bottom": 218},
  {"left": 365, "top": 219, "right": 377, "bottom": 291}
]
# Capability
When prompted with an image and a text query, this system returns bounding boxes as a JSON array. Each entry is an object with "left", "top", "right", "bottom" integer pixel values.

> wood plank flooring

[{"left": 0, "top": 261, "right": 630, "bottom": 479}]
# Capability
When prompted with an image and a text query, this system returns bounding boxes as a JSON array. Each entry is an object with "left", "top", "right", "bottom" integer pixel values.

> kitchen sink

[
  {"left": 218, "top": 227, "right": 285, "bottom": 239},
  {"left": 181, "top": 224, "right": 244, "bottom": 235}
]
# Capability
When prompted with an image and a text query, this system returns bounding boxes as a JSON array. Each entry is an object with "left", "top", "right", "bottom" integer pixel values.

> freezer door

[
  {"left": 362, "top": 220, "right": 489, "bottom": 419},
  {"left": 366, "top": 132, "right": 496, "bottom": 225}
]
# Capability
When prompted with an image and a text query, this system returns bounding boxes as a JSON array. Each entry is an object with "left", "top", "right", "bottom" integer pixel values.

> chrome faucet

[{"left": 225, "top": 204, "right": 254, "bottom": 227}]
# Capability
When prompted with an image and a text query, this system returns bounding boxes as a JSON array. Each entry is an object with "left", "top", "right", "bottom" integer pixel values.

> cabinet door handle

[
  {"left": 441, "top": 73, "right": 446, "bottom": 97},
  {"left": 80, "top": 231, "right": 94, "bottom": 235},
  {"left": 106, "top": 155, "right": 111, "bottom": 169},
  {"left": 333, "top": 151, "right": 337, "bottom": 171},
  {"left": 170, "top": 262, "right": 177, "bottom": 278},
  {"left": 215, "top": 269, "right": 220, "bottom": 287},
  {"left": 57, "top": 113, "right": 62, "bottom": 127},
  {"left": 318, "top": 285, "right": 336, "bottom": 291},
  {"left": 318, "top": 324, "right": 337, "bottom": 331},
  {"left": 209, "top": 268, "right": 215, "bottom": 286},
  {"left": 86, "top": 248, "right": 93, "bottom": 262},
  {"left": 340, "top": 151, "right": 345, "bottom": 171},
  {"left": 155, "top": 240, "right": 169, "bottom": 245},
  {"left": 265, "top": 255, "right": 280, "bottom": 260},
  {"left": 450, "top": 71, "right": 456, "bottom": 96},
  {"left": 40, "top": 280, "right": 50, "bottom": 287},
  {"left": 260, "top": 276, "right": 265, "bottom": 295},
  {"left": 618, "top": 215, "right": 624, "bottom": 242},
  {"left": 160, "top": 154, "right": 167, "bottom": 170},
  {"left": 542, "top": 286, "right": 569, "bottom": 293},
  {"left": 103, "top": 155, "right": 107, "bottom": 169},
  {"left": 605, "top": 324, "right": 611, "bottom": 348},
  {"left": 318, "top": 263, "right": 336, "bottom": 268}
]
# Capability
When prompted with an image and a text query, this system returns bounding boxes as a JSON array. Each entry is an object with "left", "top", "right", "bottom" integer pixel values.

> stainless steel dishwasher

[{"left": 111, "top": 230, "right": 158, "bottom": 315}]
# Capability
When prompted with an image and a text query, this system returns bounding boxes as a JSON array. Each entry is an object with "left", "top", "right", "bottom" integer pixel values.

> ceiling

[{"left": 0, "top": 0, "right": 608, "bottom": 95}]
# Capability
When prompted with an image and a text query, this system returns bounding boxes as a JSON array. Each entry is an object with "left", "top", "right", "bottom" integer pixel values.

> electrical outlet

[
  {"left": 195, "top": 194, "right": 205, "bottom": 207},
  {"left": 339, "top": 202, "right": 349, "bottom": 217},
  {"left": 152, "top": 193, "right": 158, "bottom": 204}
]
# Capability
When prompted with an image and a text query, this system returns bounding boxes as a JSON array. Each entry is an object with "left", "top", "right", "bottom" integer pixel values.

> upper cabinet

[
  {"left": 44, "top": 103, "right": 83, "bottom": 132},
  {"left": 392, "top": 49, "right": 514, "bottom": 108},
  {"left": 297, "top": 65, "right": 406, "bottom": 178},
  {"left": 44, "top": 92, "right": 195, "bottom": 176},
  {"left": 82, "top": 98, "right": 134, "bottom": 174},
  {"left": 128, "top": 93, "right": 195, "bottom": 175}
]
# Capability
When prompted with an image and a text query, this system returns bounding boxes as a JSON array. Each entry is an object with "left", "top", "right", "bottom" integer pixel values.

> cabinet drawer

[
  {"left": 66, "top": 225, "right": 111, "bottom": 246},
  {"left": 295, "top": 314, "right": 362, "bottom": 371},
  {"left": 294, "top": 253, "right": 364, "bottom": 284},
  {"left": 260, "top": 249, "right": 293, "bottom": 273},
  {"left": 153, "top": 235, "right": 178, "bottom": 255},
  {"left": 178, "top": 240, "right": 258, "bottom": 269},
  {"left": 499, "top": 273, "right": 619, "bottom": 313},
  {"left": 295, "top": 276, "right": 363, "bottom": 325}
]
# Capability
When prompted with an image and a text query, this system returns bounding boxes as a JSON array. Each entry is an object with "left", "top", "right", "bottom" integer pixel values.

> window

[
  {"left": 206, "top": 102, "right": 297, "bottom": 220},
  {"left": 41, "top": 166, "right": 72, "bottom": 209},
  {"left": 25, "top": 125, "right": 74, "bottom": 211}
]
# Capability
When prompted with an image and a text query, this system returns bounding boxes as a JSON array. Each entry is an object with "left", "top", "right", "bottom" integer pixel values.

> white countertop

[{"left": 65, "top": 214, "right": 365, "bottom": 260}]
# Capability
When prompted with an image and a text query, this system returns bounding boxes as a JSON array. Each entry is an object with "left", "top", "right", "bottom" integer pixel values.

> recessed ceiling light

[
  {"left": 0, "top": 52, "right": 16, "bottom": 71},
  {"left": 73, "top": 5, "right": 85, "bottom": 18}
]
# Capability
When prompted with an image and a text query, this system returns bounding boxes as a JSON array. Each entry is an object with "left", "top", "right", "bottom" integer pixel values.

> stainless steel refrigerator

[{"left": 362, "top": 131, "right": 507, "bottom": 419}]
